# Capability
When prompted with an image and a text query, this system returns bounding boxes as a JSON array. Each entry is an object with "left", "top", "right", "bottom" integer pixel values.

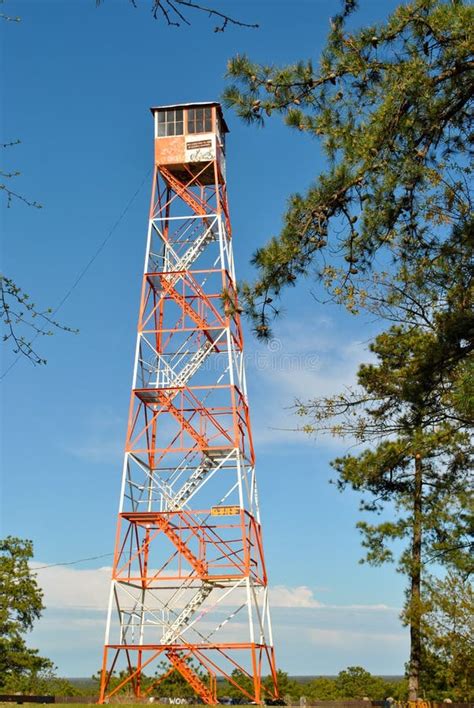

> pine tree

[
  {"left": 224, "top": 5, "right": 473, "bottom": 694},
  {"left": 296, "top": 319, "right": 472, "bottom": 698},
  {"left": 421, "top": 571, "right": 474, "bottom": 701},
  {"left": 223, "top": 0, "right": 473, "bottom": 339},
  {"left": 0, "top": 537, "right": 55, "bottom": 691}
]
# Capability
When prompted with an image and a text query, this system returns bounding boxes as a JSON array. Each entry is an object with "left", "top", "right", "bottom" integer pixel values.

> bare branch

[
  {"left": 0, "top": 276, "right": 77, "bottom": 368},
  {"left": 1, "top": 139, "right": 42, "bottom": 209},
  {"left": 1, "top": 139, "right": 21, "bottom": 149},
  {"left": 165, "top": 0, "right": 258, "bottom": 31},
  {"left": 0, "top": 183, "right": 42, "bottom": 209},
  {"left": 96, "top": 0, "right": 258, "bottom": 31}
]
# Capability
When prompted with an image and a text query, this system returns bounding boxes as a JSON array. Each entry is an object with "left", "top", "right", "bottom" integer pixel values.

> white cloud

[
  {"left": 32, "top": 563, "right": 398, "bottom": 615},
  {"left": 33, "top": 564, "right": 321, "bottom": 611},
  {"left": 66, "top": 441, "right": 122, "bottom": 463},
  {"left": 31, "top": 563, "right": 111, "bottom": 611},
  {"left": 64, "top": 407, "right": 124, "bottom": 463},
  {"left": 29, "top": 562, "right": 406, "bottom": 676},
  {"left": 248, "top": 323, "right": 373, "bottom": 448},
  {"left": 270, "top": 584, "right": 323, "bottom": 608},
  {"left": 336, "top": 603, "right": 396, "bottom": 611},
  {"left": 307, "top": 626, "right": 405, "bottom": 648}
]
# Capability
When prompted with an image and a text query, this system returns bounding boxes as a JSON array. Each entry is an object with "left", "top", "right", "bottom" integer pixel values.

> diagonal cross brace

[{"left": 159, "top": 167, "right": 208, "bottom": 216}]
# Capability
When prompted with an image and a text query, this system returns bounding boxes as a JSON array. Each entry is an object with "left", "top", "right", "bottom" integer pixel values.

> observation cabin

[{"left": 150, "top": 102, "right": 229, "bottom": 185}]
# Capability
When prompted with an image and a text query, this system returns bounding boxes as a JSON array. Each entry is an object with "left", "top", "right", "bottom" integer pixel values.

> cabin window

[
  {"left": 157, "top": 109, "right": 184, "bottom": 137},
  {"left": 187, "top": 107, "right": 212, "bottom": 134}
]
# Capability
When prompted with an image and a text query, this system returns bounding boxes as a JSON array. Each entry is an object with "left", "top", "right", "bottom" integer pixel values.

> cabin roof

[{"left": 150, "top": 102, "right": 229, "bottom": 133}]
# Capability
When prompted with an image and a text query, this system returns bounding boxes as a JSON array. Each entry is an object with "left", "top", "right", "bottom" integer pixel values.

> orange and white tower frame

[{"left": 99, "top": 102, "right": 279, "bottom": 705}]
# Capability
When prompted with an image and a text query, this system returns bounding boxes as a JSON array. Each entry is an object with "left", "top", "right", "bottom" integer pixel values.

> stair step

[
  {"left": 161, "top": 583, "right": 213, "bottom": 644},
  {"left": 167, "top": 447, "right": 232, "bottom": 511},
  {"left": 155, "top": 517, "right": 206, "bottom": 576},
  {"left": 166, "top": 649, "right": 215, "bottom": 705},
  {"left": 174, "top": 226, "right": 217, "bottom": 272}
]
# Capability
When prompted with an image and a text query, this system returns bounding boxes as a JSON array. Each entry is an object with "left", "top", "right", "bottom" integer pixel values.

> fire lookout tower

[{"left": 99, "top": 102, "right": 279, "bottom": 705}]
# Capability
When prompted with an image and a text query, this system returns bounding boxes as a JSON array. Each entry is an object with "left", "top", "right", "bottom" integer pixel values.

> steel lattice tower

[{"left": 99, "top": 102, "right": 279, "bottom": 705}]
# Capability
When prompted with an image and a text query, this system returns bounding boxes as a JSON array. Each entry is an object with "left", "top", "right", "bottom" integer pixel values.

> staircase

[
  {"left": 160, "top": 275, "right": 213, "bottom": 333},
  {"left": 166, "top": 649, "right": 216, "bottom": 705},
  {"left": 161, "top": 583, "right": 213, "bottom": 645},
  {"left": 152, "top": 338, "right": 216, "bottom": 391},
  {"left": 160, "top": 167, "right": 208, "bottom": 216},
  {"left": 153, "top": 391, "right": 208, "bottom": 448},
  {"left": 172, "top": 223, "right": 218, "bottom": 274},
  {"left": 173, "top": 340, "right": 214, "bottom": 388},
  {"left": 146, "top": 218, "right": 220, "bottom": 393},
  {"left": 168, "top": 448, "right": 228, "bottom": 511},
  {"left": 155, "top": 515, "right": 206, "bottom": 576}
]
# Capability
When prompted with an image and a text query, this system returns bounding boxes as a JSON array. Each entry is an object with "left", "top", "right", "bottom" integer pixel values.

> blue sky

[{"left": 1, "top": 0, "right": 408, "bottom": 678}]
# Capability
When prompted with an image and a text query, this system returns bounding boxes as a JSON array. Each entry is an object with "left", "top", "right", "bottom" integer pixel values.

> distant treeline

[{"left": 50, "top": 667, "right": 465, "bottom": 703}]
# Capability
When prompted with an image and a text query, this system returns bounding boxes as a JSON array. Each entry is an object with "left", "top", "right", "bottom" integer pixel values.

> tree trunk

[{"left": 408, "top": 453, "right": 423, "bottom": 701}]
